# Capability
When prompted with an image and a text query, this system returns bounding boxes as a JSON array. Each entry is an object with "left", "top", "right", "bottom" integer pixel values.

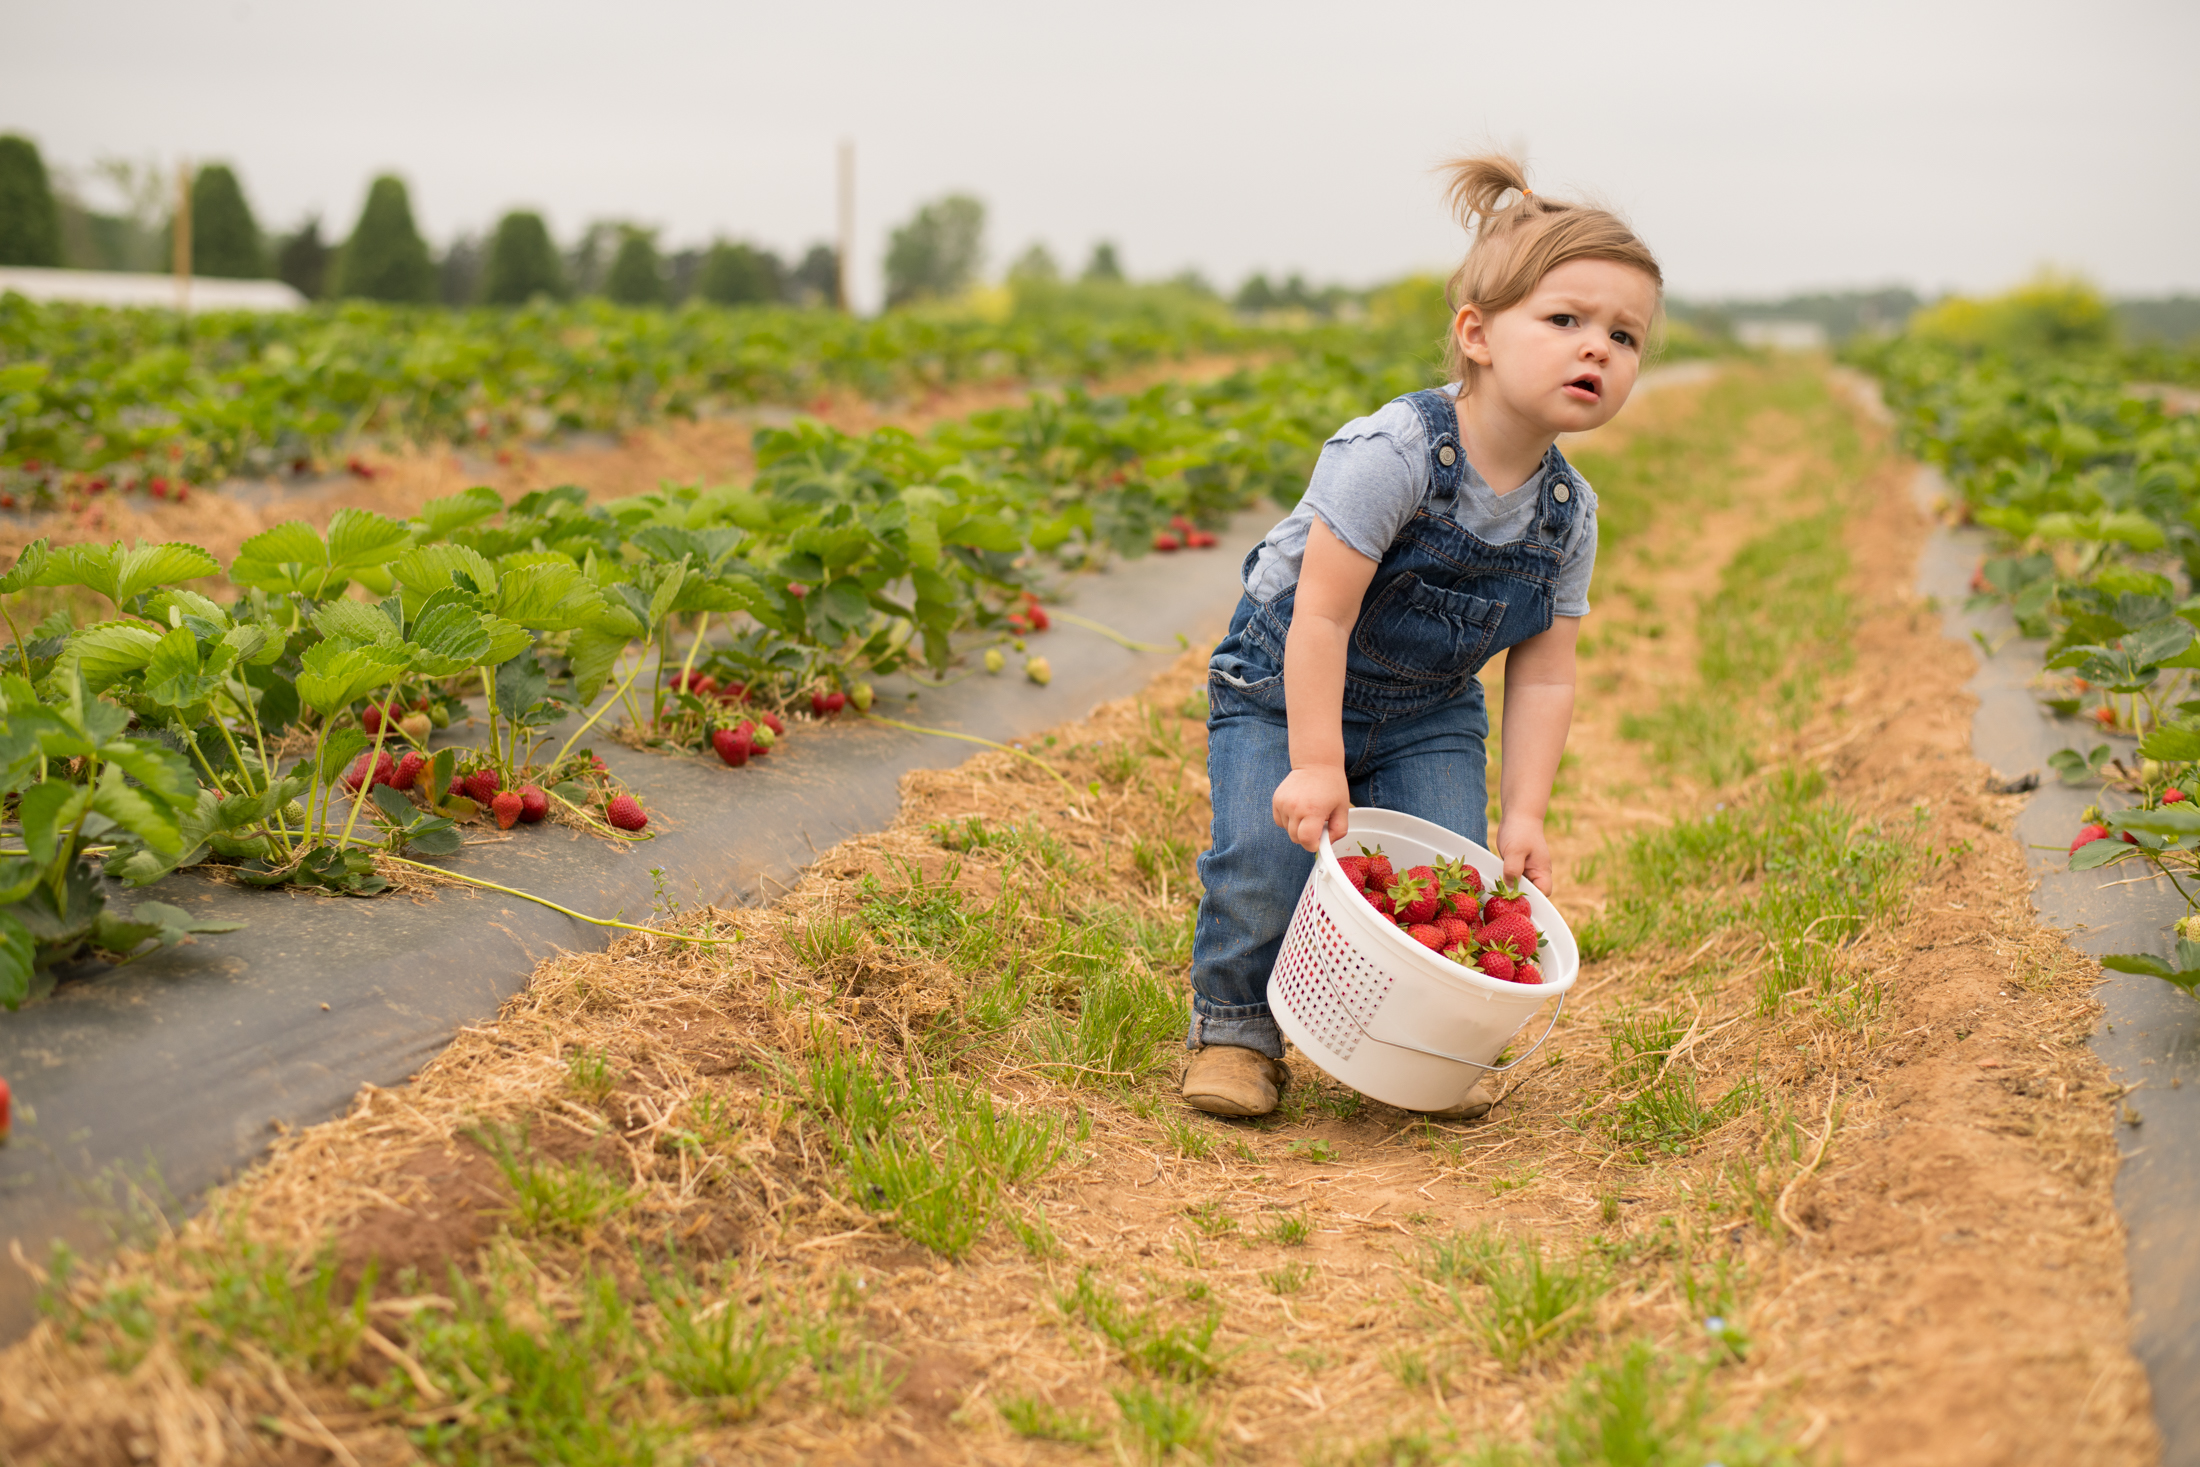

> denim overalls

[{"left": 1188, "top": 387, "right": 1585, "bottom": 1058}]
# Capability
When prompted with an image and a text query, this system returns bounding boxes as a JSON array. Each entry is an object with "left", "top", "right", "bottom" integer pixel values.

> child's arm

[
  {"left": 1273, "top": 520, "right": 1378, "bottom": 853},
  {"left": 1495, "top": 617, "right": 1579, "bottom": 894}
]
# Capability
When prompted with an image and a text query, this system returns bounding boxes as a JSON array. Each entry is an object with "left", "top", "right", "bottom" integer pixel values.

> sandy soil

[{"left": 0, "top": 363, "right": 2158, "bottom": 1466}]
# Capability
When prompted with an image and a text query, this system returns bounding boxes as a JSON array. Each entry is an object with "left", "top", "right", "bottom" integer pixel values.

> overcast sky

[{"left": 5, "top": 0, "right": 2195, "bottom": 311}]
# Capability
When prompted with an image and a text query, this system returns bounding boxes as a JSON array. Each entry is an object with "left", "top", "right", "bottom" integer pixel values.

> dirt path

[{"left": 0, "top": 363, "right": 2157, "bottom": 1466}]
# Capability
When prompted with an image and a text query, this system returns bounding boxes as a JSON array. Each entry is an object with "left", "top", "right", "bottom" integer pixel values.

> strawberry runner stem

[
  {"left": 378, "top": 855, "right": 739, "bottom": 945},
  {"left": 858, "top": 712, "right": 1079, "bottom": 799},
  {"left": 1047, "top": 610, "right": 1179, "bottom": 653}
]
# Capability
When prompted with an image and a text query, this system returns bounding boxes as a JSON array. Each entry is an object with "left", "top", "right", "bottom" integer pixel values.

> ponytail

[{"left": 1437, "top": 153, "right": 1663, "bottom": 388}]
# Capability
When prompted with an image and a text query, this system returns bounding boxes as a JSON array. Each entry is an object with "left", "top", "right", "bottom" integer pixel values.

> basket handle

[{"left": 1354, "top": 990, "right": 1566, "bottom": 1073}]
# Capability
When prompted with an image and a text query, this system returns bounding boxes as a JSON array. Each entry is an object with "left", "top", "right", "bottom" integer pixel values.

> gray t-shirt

[{"left": 1243, "top": 391, "right": 1598, "bottom": 616}]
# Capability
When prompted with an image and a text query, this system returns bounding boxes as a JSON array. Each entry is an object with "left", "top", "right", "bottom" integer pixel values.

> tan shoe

[
  {"left": 1181, "top": 1046, "right": 1288, "bottom": 1117},
  {"left": 1414, "top": 1079, "right": 1494, "bottom": 1121}
]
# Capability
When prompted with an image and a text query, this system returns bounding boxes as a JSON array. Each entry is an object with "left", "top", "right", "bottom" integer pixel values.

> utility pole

[
  {"left": 173, "top": 159, "right": 193, "bottom": 315},
  {"left": 836, "top": 138, "right": 854, "bottom": 313}
]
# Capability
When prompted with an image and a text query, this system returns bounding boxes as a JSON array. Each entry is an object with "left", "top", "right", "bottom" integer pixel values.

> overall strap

[
  {"left": 1538, "top": 443, "right": 1583, "bottom": 544},
  {"left": 1401, "top": 389, "right": 1465, "bottom": 508}
]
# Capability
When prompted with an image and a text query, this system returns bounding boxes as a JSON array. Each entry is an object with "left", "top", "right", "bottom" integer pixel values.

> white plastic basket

[{"left": 1266, "top": 807, "right": 1577, "bottom": 1112}]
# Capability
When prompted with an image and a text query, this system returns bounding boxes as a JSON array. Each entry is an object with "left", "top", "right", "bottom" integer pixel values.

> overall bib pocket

[{"left": 1349, "top": 573, "right": 1507, "bottom": 684}]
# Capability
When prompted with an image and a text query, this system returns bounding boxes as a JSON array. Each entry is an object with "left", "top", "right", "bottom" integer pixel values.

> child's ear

[{"left": 1453, "top": 304, "right": 1494, "bottom": 369}]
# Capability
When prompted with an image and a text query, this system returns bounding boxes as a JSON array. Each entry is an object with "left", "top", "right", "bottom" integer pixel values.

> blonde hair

[{"left": 1440, "top": 154, "right": 1663, "bottom": 388}]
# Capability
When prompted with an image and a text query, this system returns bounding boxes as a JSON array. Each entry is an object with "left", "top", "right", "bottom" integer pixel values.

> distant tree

[
  {"left": 188, "top": 163, "right": 265, "bottom": 278},
  {"left": 480, "top": 210, "right": 565, "bottom": 304},
  {"left": 790, "top": 243, "right": 841, "bottom": 307},
  {"left": 1082, "top": 241, "right": 1124, "bottom": 283},
  {"left": 1007, "top": 243, "right": 1059, "bottom": 283},
  {"left": 666, "top": 248, "right": 703, "bottom": 305},
  {"left": 604, "top": 229, "right": 665, "bottom": 305},
  {"left": 439, "top": 234, "right": 483, "bottom": 306},
  {"left": 696, "top": 240, "right": 785, "bottom": 306},
  {"left": 884, "top": 194, "right": 984, "bottom": 307},
  {"left": 1167, "top": 268, "right": 1217, "bottom": 298},
  {"left": 276, "top": 217, "right": 331, "bottom": 300},
  {"left": 0, "top": 134, "right": 62, "bottom": 267},
  {"left": 1235, "top": 273, "right": 1277, "bottom": 313},
  {"left": 333, "top": 175, "right": 436, "bottom": 303}
]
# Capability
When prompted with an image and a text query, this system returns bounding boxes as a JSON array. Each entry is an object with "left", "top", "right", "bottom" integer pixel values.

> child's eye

[
  {"left": 1611, "top": 330, "right": 1636, "bottom": 348},
  {"left": 1548, "top": 313, "right": 1577, "bottom": 328}
]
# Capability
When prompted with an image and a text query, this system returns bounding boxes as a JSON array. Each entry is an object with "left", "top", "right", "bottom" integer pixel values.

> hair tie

[{"left": 1520, "top": 188, "right": 1534, "bottom": 200}]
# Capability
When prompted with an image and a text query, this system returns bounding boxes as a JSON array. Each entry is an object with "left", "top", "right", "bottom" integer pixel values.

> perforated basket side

[{"left": 1269, "top": 877, "right": 1398, "bottom": 1063}]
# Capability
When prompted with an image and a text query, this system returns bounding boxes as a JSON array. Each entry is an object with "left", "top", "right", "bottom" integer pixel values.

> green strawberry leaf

[
  {"left": 413, "top": 485, "right": 505, "bottom": 541},
  {"left": 294, "top": 642, "right": 409, "bottom": 718},
  {"left": 0, "top": 539, "right": 51, "bottom": 596}
]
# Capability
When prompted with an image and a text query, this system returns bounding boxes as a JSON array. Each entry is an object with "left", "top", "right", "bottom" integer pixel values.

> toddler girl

[{"left": 1182, "top": 155, "right": 1662, "bottom": 1119}]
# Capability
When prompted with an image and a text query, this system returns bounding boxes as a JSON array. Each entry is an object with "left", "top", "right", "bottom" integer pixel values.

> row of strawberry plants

[
  {"left": 0, "top": 327, "right": 1441, "bottom": 1009},
  {"left": 0, "top": 283, "right": 1276, "bottom": 501},
  {"left": 1856, "top": 330, "right": 2200, "bottom": 991}
]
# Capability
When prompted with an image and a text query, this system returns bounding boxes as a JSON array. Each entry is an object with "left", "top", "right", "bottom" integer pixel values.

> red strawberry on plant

[
  {"left": 391, "top": 752, "right": 427, "bottom": 792},
  {"left": 720, "top": 681, "right": 749, "bottom": 704},
  {"left": 760, "top": 712, "right": 785, "bottom": 737},
  {"left": 1389, "top": 870, "right": 1440, "bottom": 925},
  {"left": 1406, "top": 923, "right": 1447, "bottom": 950},
  {"left": 518, "top": 784, "right": 549, "bottom": 823},
  {"left": 462, "top": 769, "right": 501, "bottom": 805},
  {"left": 2070, "top": 823, "right": 2110, "bottom": 852},
  {"left": 2165, "top": 789, "right": 2190, "bottom": 805},
  {"left": 491, "top": 791, "right": 524, "bottom": 830},
  {"left": 343, "top": 751, "right": 397, "bottom": 792},
  {"left": 606, "top": 794, "right": 648, "bottom": 831},
  {"left": 811, "top": 689, "right": 847, "bottom": 718},
  {"left": 1153, "top": 532, "right": 1181, "bottom": 552},
  {"left": 711, "top": 726, "right": 752, "bottom": 767},
  {"left": 1170, "top": 514, "right": 1193, "bottom": 533}
]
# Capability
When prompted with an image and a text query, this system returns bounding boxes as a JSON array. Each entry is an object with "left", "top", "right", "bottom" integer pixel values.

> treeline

[
  {"left": 0, "top": 136, "right": 1379, "bottom": 321},
  {"left": 0, "top": 136, "right": 839, "bottom": 309}
]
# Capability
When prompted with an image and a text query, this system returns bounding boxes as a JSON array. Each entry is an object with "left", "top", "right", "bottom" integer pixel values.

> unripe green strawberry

[
  {"left": 985, "top": 648, "right": 1006, "bottom": 674},
  {"left": 1025, "top": 656, "right": 1051, "bottom": 686},
  {"left": 850, "top": 681, "right": 874, "bottom": 712}
]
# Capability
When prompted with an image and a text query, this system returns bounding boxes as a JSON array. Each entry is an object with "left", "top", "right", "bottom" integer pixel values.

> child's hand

[
  {"left": 1272, "top": 766, "right": 1352, "bottom": 854},
  {"left": 1496, "top": 813, "right": 1554, "bottom": 896}
]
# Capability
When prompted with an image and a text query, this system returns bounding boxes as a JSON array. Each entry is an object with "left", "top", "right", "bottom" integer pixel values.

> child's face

[{"left": 1453, "top": 258, "right": 1660, "bottom": 434}]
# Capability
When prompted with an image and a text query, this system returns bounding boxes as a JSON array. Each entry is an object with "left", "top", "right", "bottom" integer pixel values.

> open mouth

[{"left": 1563, "top": 375, "right": 1602, "bottom": 401}]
